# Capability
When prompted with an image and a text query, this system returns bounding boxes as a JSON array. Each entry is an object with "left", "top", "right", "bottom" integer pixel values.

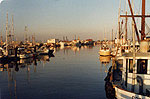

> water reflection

[
  {"left": 99, "top": 55, "right": 116, "bottom": 99},
  {"left": 99, "top": 56, "right": 111, "bottom": 73},
  {"left": 0, "top": 55, "right": 53, "bottom": 71},
  {"left": 103, "top": 57, "right": 122, "bottom": 99},
  {"left": 54, "top": 45, "right": 94, "bottom": 54},
  {"left": 0, "top": 55, "right": 54, "bottom": 99},
  {"left": 0, "top": 45, "right": 104, "bottom": 99}
]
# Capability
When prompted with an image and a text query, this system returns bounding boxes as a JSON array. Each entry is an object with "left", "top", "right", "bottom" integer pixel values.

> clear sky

[{"left": 0, "top": 0, "right": 150, "bottom": 41}]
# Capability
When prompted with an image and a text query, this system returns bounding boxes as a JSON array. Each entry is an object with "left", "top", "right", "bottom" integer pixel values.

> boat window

[
  {"left": 137, "top": 59, "right": 147, "bottom": 74},
  {"left": 129, "top": 59, "right": 133, "bottom": 73}
]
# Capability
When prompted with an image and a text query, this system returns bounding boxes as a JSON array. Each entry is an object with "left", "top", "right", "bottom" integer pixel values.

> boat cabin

[{"left": 116, "top": 52, "right": 150, "bottom": 95}]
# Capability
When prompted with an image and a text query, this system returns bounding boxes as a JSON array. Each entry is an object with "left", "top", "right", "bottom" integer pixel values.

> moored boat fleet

[
  {"left": 0, "top": 13, "right": 98, "bottom": 63},
  {"left": 0, "top": 44, "right": 54, "bottom": 60}
]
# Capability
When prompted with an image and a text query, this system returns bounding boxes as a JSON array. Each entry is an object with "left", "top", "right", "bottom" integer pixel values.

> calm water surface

[{"left": 0, "top": 45, "right": 111, "bottom": 99}]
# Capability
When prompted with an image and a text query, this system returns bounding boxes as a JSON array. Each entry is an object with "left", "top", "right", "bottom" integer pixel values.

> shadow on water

[
  {"left": 99, "top": 55, "right": 115, "bottom": 99},
  {"left": 99, "top": 55, "right": 111, "bottom": 73},
  {"left": 101, "top": 57, "right": 123, "bottom": 99}
]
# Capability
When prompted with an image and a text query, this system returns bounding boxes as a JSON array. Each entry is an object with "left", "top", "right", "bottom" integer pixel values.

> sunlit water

[{"left": 0, "top": 45, "right": 111, "bottom": 99}]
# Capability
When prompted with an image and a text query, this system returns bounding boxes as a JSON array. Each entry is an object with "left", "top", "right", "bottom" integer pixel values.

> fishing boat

[
  {"left": 105, "top": 41, "right": 150, "bottom": 99},
  {"left": 0, "top": 47, "right": 6, "bottom": 58},
  {"left": 111, "top": 43, "right": 131, "bottom": 57},
  {"left": 104, "top": 0, "right": 150, "bottom": 98},
  {"left": 17, "top": 48, "right": 32, "bottom": 59},
  {"left": 99, "top": 29, "right": 111, "bottom": 56},
  {"left": 38, "top": 46, "right": 54, "bottom": 55},
  {"left": 99, "top": 44, "right": 111, "bottom": 56},
  {"left": 71, "top": 40, "right": 81, "bottom": 47}
]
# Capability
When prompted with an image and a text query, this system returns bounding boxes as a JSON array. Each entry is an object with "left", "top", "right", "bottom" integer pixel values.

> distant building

[{"left": 47, "top": 39, "right": 59, "bottom": 44}]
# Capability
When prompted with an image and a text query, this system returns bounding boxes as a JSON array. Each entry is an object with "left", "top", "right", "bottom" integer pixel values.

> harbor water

[{"left": 0, "top": 45, "right": 111, "bottom": 99}]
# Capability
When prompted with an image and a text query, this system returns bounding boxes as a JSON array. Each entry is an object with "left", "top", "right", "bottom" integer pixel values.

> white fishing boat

[
  {"left": 99, "top": 28, "right": 111, "bottom": 56},
  {"left": 105, "top": 41, "right": 150, "bottom": 99},
  {"left": 99, "top": 44, "right": 111, "bottom": 56},
  {"left": 38, "top": 46, "right": 54, "bottom": 55},
  {"left": 104, "top": 0, "right": 150, "bottom": 98}
]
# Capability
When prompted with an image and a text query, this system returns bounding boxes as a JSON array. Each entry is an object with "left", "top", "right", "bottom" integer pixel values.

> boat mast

[
  {"left": 11, "top": 15, "right": 15, "bottom": 41},
  {"left": 112, "top": 29, "right": 113, "bottom": 43},
  {"left": 104, "top": 28, "right": 106, "bottom": 41},
  {"left": 32, "top": 33, "right": 35, "bottom": 45},
  {"left": 141, "top": 0, "right": 146, "bottom": 40},
  {"left": 24, "top": 26, "right": 28, "bottom": 43},
  {"left": 6, "top": 12, "right": 8, "bottom": 56},
  {"left": 117, "top": 0, "right": 121, "bottom": 43},
  {"left": 121, "top": 0, "right": 150, "bottom": 41},
  {"left": 131, "top": 0, "right": 136, "bottom": 92},
  {"left": 1, "top": 26, "right": 3, "bottom": 46},
  {"left": 127, "top": 0, "right": 140, "bottom": 42},
  {"left": 125, "top": 0, "right": 128, "bottom": 42}
]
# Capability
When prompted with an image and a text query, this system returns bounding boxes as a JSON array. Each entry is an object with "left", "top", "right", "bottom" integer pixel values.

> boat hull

[
  {"left": 39, "top": 50, "right": 54, "bottom": 55},
  {"left": 115, "top": 86, "right": 150, "bottom": 99},
  {"left": 99, "top": 50, "right": 111, "bottom": 56}
]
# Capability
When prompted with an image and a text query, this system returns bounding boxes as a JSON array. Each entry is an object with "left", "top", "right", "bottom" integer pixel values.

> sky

[{"left": 0, "top": 0, "right": 149, "bottom": 41}]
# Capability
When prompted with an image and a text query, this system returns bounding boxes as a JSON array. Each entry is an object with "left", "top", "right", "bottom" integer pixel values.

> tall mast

[
  {"left": 112, "top": 29, "right": 113, "bottom": 41},
  {"left": 131, "top": 0, "right": 136, "bottom": 92},
  {"left": 141, "top": 0, "right": 146, "bottom": 40},
  {"left": 6, "top": 12, "right": 8, "bottom": 56},
  {"left": 66, "top": 36, "right": 68, "bottom": 41},
  {"left": 75, "top": 35, "right": 76, "bottom": 40},
  {"left": 112, "top": 29, "right": 114, "bottom": 45},
  {"left": 8, "top": 25, "right": 12, "bottom": 45},
  {"left": 120, "top": 0, "right": 150, "bottom": 41},
  {"left": 24, "top": 26, "right": 28, "bottom": 43},
  {"left": 117, "top": 0, "right": 122, "bottom": 42},
  {"left": 32, "top": 33, "right": 35, "bottom": 45},
  {"left": 125, "top": 0, "right": 128, "bottom": 42},
  {"left": 127, "top": 0, "right": 140, "bottom": 42},
  {"left": 104, "top": 28, "right": 106, "bottom": 41},
  {"left": 1, "top": 26, "right": 3, "bottom": 46},
  {"left": 11, "top": 15, "right": 14, "bottom": 41}
]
